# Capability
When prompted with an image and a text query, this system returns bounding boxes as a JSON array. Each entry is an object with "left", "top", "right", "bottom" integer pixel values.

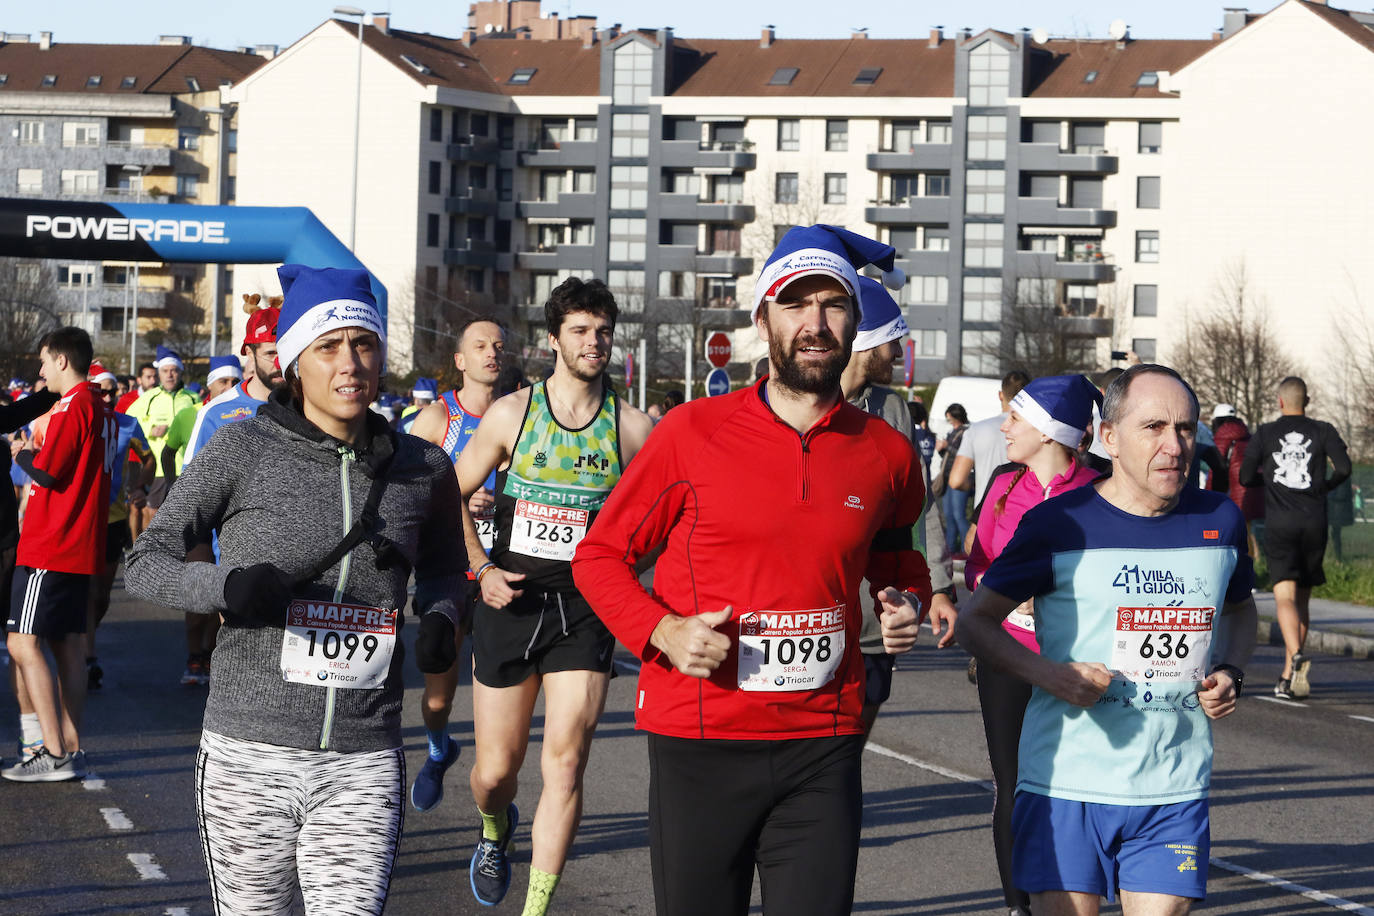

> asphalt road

[{"left": 1, "top": 584, "right": 1371, "bottom": 915}]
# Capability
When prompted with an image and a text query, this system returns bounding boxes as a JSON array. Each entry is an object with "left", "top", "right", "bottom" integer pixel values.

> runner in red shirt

[{"left": 4, "top": 327, "right": 115, "bottom": 782}]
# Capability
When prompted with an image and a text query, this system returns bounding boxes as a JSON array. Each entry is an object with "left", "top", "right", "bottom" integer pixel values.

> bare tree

[
  {"left": 148, "top": 287, "right": 213, "bottom": 363},
  {"left": 0, "top": 258, "right": 61, "bottom": 381},
  {"left": 1326, "top": 295, "right": 1374, "bottom": 460},
  {"left": 1169, "top": 261, "right": 1301, "bottom": 428}
]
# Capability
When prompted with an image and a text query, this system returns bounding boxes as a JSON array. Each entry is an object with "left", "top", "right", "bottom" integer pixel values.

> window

[
  {"left": 102, "top": 307, "right": 125, "bottom": 333},
  {"left": 58, "top": 264, "right": 96, "bottom": 287},
  {"left": 401, "top": 54, "right": 431, "bottom": 75},
  {"left": 428, "top": 161, "right": 442, "bottom": 194},
  {"left": 1021, "top": 173, "right": 1059, "bottom": 199},
  {"left": 497, "top": 169, "right": 513, "bottom": 202},
  {"left": 86, "top": 75, "right": 101, "bottom": 88},
  {"left": 227, "top": 129, "right": 238, "bottom": 152},
  {"left": 963, "top": 223, "right": 1003, "bottom": 268},
  {"left": 891, "top": 121, "right": 921, "bottom": 151},
  {"left": 1139, "top": 121, "right": 1162, "bottom": 153},
  {"left": 0, "top": 75, "right": 7, "bottom": 87},
  {"left": 967, "top": 115, "right": 1006, "bottom": 160},
  {"left": 178, "top": 129, "right": 199, "bottom": 150},
  {"left": 185, "top": 76, "right": 200, "bottom": 92},
  {"left": 890, "top": 173, "right": 919, "bottom": 204},
  {"left": 1134, "top": 284, "right": 1158, "bottom": 317},
  {"left": 426, "top": 214, "right": 440, "bottom": 247},
  {"left": 572, "top": 169, "right": 596, "bottom": 193},
  {"left": 923, "top": 227, "right": 950, "bottom": 251},
  {"left": 540, "top": 118, "right": 568, "bottom": 147},
  {"left": 120, "top": 75, "right": 136, "bottom": 89},
  {"left": 1064, "top": 283, "right": 1098, "bottom": 316},
  {"left": 609, "top": 165, "right": 647, "bottom": 209},
  {"left": 508, "top": 67, "right": 536, "bottom": 85},
  {"left": 1071, "top": 122, "right": 1106, "bottom": 155},
  {"left": 710, "top": 224, "right": 742, "bottom": 253},
  {"left": 499, "top": 115, "right": 515, "bottom": 149},
  {"left": 657, "top": 270, "right": 694, "bottom": 298},
  {"left": 1136, "top": 230, "right": 1160, "bottom": 263},
  {"left": 539, "top": 171, "right": 562, "bottom": 201},
  {"left": 928, "top": 121, "right": 952, "bottom": 144},
  {"left": 824, "top": 173, "right": 847, "bottom": 204},
  {"left": 569, "top": 221, "right": 594, "bottom": 246},
  {"left": 226, "top": 176, "right": 236, "bottom": 201},
  {"left": 466, "top": 217, "right": 486, "bottom": 241},
  {"left": 1136, "top": 71, "right": 1159, "bottom": 88},
  {"left": 965, "top": 169, "right": 1005, "bottom": 214},
  {"left": 41, "top": 74, "right": 56, "bottom": 88},
  {"left": 926, "top": 173, "right": 951, "bottom": 197},
  {"left": 853, "top": 67, "right": 882, "bottom": 85},
  {"left": 469, "top": 165, "right": 488, "bottom": 189},
  {"left": 1024, "top": 120, "right": 1060, "bottom": 144},
  {"left": 1137, "top": 176, "right": 1161, "bottom": 209},
  {"left": 16, "top": 168, "right": 42, "bottom": 194},
  {"left": 176, "top": 174, "right": 199, "bottom": 197},
  {"left": 907, "top": 275, "right": 949, "bottom": 305},
  {"left": 467, "top": 269, "right": 485, "bottom": 293},
  {"left": 961, "top": 329, "right": 1001, "bottom": 375},
  {"left": 775, "top": 172, "right": 799, "bottom": 204},
  {"left": 769, "top": 67, "right": 799, "bottom": 86},
  {"left": 1132, "top": 338, "right": 1157, "bottom": 361},
  {"left": 826, "top": 119, "right": 848, "bottom": 152},
  {"left": 1083, "top": 70, "right": 1099, "bottom": 83},
  {"left": 1016, "top": 277, "right": 1055, "bottom": 305},
  {"left": 962, "top": 275, "right": 1002, "bottom": 321},
  {"left": 777, "top": 119, "right": 800, "bottom": 152},
  {"left": 574, "top": 118, "right": 597, "bottom": 141},
  {"left": 429, "top": 109, "right": 443, "bottom": 142},
  {"left": 968, "top": 41, "right": 1011, "bottom": 106},
  {"left": 705, "top": 276, "right": 737, "bottom": 303},
  {"left": 613, "top": 41, "right": 653, "bottom": 105},
  {"left": 1068, "top": 238, "right": 1104, "bottom": 261},
  {"left": 471, "top": 113, "right": 489, "bottom": 136},
  {"left": 888, "top": 227, "right": 918, "bottom": 251},
  {"left": 1021, "top": 234, "right": 1056, "bottom": 253},
  {"left": 60, "top": 169, "right": 99, "bottom": 194},
  {"left": 1069, "top": 177, "right": 1103, "bottom": 209},
  {"left": 611, "top": 112, "right": 649, "bottom": 157},
  {"left": 19, "top": 121, "right": 43, "bottom": 145},
  {"left": 916, "top": 329, "right": 947, "bottom": 358},
  {"left": 62, "top": 122, "right": 100, "bottom": 147}
]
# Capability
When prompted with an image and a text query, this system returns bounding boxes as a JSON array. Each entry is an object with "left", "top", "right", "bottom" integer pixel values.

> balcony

[
  {"left": 865, "top": 144, "right": 954, "bottom": 172},
  {"left": 517, "top": 192, "right": 597, "bottom": 221},
  {"left": 444, "top": 187, "right": 497, "bottom": 216},
  {"left": 104, "top": 140, "right": 173, "bottom": 168},
  {"left": 1014, "top": 251, "right": 1116, "bottom": 283},
  {"left": 1016, "top": 197, "right": 1116, "bottom": 228},
  {"left": 517, "top": 140, "right": 598, "bottom": 168},
  {"left": 443, "top": 238, "right": 497, "bottom": 268},
  {"left": 1017, "top": 142, "right": 1118, "bottom": 174},
  {"left": 659, "top": 139, "right": 757, "bottom": 171},
  {"left": 865, "top": 197, "right": 952, "bottom": 225},
  {"left": 695, "top": 253, "right": 753, "bottom": 275},
  {"left": 1058, "top": 314, "right": 1114, "bottom": 337},
  {"left": 515, "top": 244, "right": 597, "bottom": 271},
  {"left": 657, "top": 244, "right": 697, "bottom": 271},
  {"left": 446, "top": 134, "right": 501, "bottom": 164},
  {"left": 56, "top": 284, "right": 168, "bottom": 322},
  {"left": 894, "top": 251, "right": 952, "bottom": 276},
  {"left": 657, "top": 193, "right": 755, "bottom": 223}
]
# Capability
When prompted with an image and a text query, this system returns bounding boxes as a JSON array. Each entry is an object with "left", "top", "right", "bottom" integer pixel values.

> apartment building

[
  {"left": 227, "top": 0, "right": 1374, "bottom": 384},
  {"left": 0, "top": 33, "right": 262, "bottom": 363}
]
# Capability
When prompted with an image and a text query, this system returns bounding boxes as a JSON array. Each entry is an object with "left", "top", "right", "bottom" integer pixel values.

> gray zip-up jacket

[{"left": 126, "top": 391, "right": 466, "bottom": 753}]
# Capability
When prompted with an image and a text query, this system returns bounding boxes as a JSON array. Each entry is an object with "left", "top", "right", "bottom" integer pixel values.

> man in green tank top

[{"left": 454, "top": 278, "right": 654, "bottom": 915}]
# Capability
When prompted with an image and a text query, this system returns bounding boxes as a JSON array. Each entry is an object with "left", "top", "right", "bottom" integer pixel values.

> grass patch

[{"left": 1311, "top": 560, "right": 1374, "bottom": 606}]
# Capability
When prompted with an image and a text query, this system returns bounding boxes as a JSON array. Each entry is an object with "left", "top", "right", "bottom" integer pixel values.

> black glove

[
  {"left": 414, "top": 612, "right": 457, "bottom": 674},
  {"left": 223, "top": 563, "right": 294, "bottom": 626}
]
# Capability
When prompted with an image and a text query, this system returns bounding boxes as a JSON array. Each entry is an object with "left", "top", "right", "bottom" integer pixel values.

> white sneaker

[{"left": 1, "top": 747, "right": 79, "bottom": 782}]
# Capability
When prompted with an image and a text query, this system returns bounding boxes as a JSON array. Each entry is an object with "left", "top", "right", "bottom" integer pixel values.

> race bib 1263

[
  {"left": 508, "top": 499, "right": 588, "bottom": 561},
  {"left": 1110, "top": 605, "right": 1214, "bottom": 684},
  {"left": 280, "top": 600, "right": 397, "bottom": 690},
  {"left": 737, "top": 604, "right": 846, "bottom": 692}
]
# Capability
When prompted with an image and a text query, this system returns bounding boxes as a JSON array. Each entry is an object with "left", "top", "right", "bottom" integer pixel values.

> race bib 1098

[{"left": 737, "top": 604, "right": 846, "bottom": 692}]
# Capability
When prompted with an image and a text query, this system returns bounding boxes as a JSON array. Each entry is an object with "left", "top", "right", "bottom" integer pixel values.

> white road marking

[
  {"left": 1209, "top": 857, "right": 1374, "bottom": 915},
  {"left": 100, "top": 807, "right": 134, "bottom": 830},
  {"left": 1255, "top": 695, "right": 1306, "bottom": 708},
  {"left": 164, "top": 908, "right": 191, "bottom": 915},
  {"left": 865, "top": 742, "right": 995, "bottom": 792},
  {"left": 1349, "top": 715, "right": 1374, "bottom": 724},
  {"left": 126, "top": 853, "right": 167, "bottom": 880},
  {"left": 83, "top": 775, "right": 107, "bottom": 790}
]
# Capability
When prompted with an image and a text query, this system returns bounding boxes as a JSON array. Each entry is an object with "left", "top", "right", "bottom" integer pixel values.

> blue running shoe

[
  {"left": 470, "top": 803, "right": 519, "bottom": 906},
  {"left": 410, "top": 738, "right": 459, "bottom": 812}
]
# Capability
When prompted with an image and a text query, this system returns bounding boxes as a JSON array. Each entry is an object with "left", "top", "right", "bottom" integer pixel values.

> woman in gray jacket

[{"left": 127, "top": 265, "right": 467, "bottom": 916}]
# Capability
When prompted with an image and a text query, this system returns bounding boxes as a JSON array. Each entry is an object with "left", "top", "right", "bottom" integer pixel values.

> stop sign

[{"left": 705, "top": 331, "right": 732, "bottom": 368}]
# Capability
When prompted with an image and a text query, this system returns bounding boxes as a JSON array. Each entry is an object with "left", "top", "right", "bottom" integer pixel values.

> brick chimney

[
  {"left": 761, "top": 25, "right": 775, "bottom": 48},
  {"left": 372, "top": 14, "right": 389, "bottom": 35},
  {"left": 462, "top": 28, "right": 477, "bottom": 46},
  {"left": 582, "top": 28, "right": 597, "bottom": 49},
  {"left": 928, "top": 26, "right": 943, "bottom": 48}
]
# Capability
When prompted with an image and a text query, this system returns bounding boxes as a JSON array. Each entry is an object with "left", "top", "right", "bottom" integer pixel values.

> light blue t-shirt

[
  {"left": 184, "top": 382, "right": 267, "bottom": 465},
  {"left": 981, "top": 485, "right": 1253, "bottom": 805}
]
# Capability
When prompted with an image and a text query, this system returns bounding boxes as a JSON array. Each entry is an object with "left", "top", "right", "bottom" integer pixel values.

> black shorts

[
  {"left": 863, "top": 652, "right": 896, "bottom": 707},
  {"left": 147, "top": 476, "right": 173, "bottom": 510},
  {"left": 470, "top": 590, "right": 613, "bottom": 688},
  {"left": 106, "top": 519, "right": 133, "bottom": 567},
  {"left": 7, "top": 566, "right": 90, "bottom": 638},
  {"left": 1263, "top": 522, "right": 1327, "bottom": 587}
]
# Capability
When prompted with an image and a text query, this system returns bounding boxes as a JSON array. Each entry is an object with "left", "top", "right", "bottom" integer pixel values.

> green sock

[
  {"left": 480, "top": 806, "right": 510, "bottom": 841},
  {"left": 521, "top": 867, "right": 561, "bottom": 916}
]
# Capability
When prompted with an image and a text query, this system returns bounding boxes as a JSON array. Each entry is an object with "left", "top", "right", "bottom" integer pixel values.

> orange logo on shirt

[{"left": 1203, "top": 530, "right": 1219, "bottom": 540}]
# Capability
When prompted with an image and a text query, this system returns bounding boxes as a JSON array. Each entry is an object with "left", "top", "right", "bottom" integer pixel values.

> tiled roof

[
  {"left": 1026, "top": 39, "right": 1213, "bottom": 98},
  {"left": 668, "top": 39, "right": 956, "bottom": 97},
  {"left": 0, "top": 41, "right": 261, "bottom": 93},
  {"left": 353, "top": 23, "right": 503, "bottom": 94},
  {"left": 1296, "top": 0, "right": 1374, "bottom": 54},
  {"left": 468, "top": 38, "right": 601, "bottom": 95}
]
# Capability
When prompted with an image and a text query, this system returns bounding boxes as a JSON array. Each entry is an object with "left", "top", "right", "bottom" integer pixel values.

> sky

[{"left": 8, "top": 0, "right": 1250, "bottom": 51}]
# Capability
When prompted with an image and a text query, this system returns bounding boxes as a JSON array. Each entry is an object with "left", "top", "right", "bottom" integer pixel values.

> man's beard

[
  {"left": 865, "top": 346, "right": 896, "bottom": 386},
  {"left": 254, "top": 354, "right": 284, "bottom": 388},
  {"left": 557, "top": 345, "right": 606, "bottom": 382},
  {"left": 768, "top": 327, "right": 850, "bottom": 395}
]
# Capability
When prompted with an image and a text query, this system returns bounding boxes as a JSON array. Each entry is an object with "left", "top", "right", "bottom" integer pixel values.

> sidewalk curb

[{"left": 1257, "top": 616, "right": 1374, "bottom": 660}]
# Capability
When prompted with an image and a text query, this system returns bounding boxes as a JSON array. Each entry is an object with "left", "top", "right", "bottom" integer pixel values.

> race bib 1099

[{"left": 280, "top": 600, "right": 397, "bottom": 690}]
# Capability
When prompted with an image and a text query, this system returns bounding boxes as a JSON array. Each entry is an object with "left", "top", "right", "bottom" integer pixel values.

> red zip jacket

[{"left": 573, "top": 379, "right": 931, "bottom": 740}]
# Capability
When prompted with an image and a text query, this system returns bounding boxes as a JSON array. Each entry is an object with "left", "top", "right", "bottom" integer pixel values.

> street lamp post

[
  {"left": 334, "top": 5, "right": 365, "bottom": 252},
  {"left": 122, "top": 164, "right": 146, "bottom": 372}
]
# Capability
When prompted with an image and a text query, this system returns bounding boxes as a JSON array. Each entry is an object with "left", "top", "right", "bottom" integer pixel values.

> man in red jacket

[{"left": 573, "top": 225, "right": 932, "bottom": 916}]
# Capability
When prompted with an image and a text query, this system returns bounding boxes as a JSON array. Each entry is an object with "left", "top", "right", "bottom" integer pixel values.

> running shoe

[
  {"left": 1273, "top": 677, "right": 1297, "bottom": 701},
  {"left": 1, "top": 747, "right": 78, "bottom": 782},
  {"left": 1290, "top": 653, "right": 1312, "bottom": 699},
  {"left": 411, "top": 738, "right": 459, "bottom": 812},
  {"left": 180, "top": 658, "right": 201, "bottom": 686},
  {"left": 18, "top": 738, "right": 42, "bottom": 763},
  {"left": 470, "top": 803, "right": 519, "bottom": 906},
  {"left": 70, "top": 749, "right": 88, "bottom": 779}
]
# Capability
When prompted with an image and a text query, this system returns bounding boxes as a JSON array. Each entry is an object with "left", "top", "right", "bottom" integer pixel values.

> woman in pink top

[{"left": 964, "top": 374, "right": 1102, "bottom": 916}]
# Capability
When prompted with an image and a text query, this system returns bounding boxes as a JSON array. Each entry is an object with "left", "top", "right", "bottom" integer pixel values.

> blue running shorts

[{"left": 1012, "top": 792, "right": 1209, "bottom": 902}]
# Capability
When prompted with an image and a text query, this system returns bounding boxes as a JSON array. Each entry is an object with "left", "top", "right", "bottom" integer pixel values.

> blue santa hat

[
  {"left": 154, "top": 345, "right": 184, "bottom": 372},
  {"left": 411, "top": 377, "right": 439, "bottom": 401},
  {"left": 206, "top": 354, "right": 243, "bottom": 386},
  {"left": 185, "top": 381, "right": 204, "bottom": 396},
  {"left": 752, "top": 224, "right": 905, "bottom": 320},
  {"left": 852, "top": 277, "right": 910, "bottom": 353},
  {"left": 274, "top": 265, "right": 386, "bottom": 374},
  {"left": 1010, "top": 374, "right": 1103, "bottom": 449}
]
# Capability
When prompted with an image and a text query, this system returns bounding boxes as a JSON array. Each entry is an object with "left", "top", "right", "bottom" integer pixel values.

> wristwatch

[{"left": 1210, "top": 663, "right": 1245, "bottom": 697}]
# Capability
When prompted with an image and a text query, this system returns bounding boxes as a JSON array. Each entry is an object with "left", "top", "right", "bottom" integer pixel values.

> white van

[{"left": 928, "top": 376, "right": 1004, "bottom": 438}]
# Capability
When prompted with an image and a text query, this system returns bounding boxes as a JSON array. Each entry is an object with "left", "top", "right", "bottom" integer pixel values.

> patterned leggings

[{"left": 195, "top": 730, "right": 406, "bottom": 916}]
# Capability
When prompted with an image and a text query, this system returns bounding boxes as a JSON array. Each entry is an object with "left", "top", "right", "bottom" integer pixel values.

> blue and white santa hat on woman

[
  {"left": 752, "top": 224, "right": 905, "bottom": 320},
  {"left": 852, "top": 277, "right": 910, "bottom": 353},
  {"left": 411, "top": 377, "right": 439, "bottom": 401},
  {"left": 274, "top": 264, "right": 386, "bottom": 373},
  {"left": 154, "top": 345, "right": 184, "bottom": 372},
  {"left": 1009, "top": 374, "right": 1103, "bottom": 449},
  {"left": 206, "top": 354, "right": 243, "bottom": 386}
]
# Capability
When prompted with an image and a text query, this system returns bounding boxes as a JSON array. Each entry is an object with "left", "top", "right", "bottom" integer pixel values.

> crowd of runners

[{"left": 0, "top": 223, "right": 1354, "bottom": 916}]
